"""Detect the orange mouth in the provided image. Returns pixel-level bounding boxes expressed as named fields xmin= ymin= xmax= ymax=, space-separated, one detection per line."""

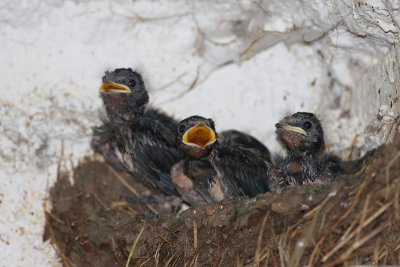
xmin=182 ymin=125 xmax=216 ymax=149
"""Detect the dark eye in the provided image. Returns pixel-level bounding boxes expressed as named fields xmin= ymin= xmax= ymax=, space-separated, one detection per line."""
xmin=303 ymin=121 xmax=312 ymax=129
xmin=178 ymin=125 xmax=186 ymax=134
xmin=128 ymin=79 xmax=136 ymax=87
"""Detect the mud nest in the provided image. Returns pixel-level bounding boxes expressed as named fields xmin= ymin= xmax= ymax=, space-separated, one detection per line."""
xmin=44 ymin=134 xmax=400 ymax=266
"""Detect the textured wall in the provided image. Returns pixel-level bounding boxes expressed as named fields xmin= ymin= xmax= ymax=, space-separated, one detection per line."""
xmin=0 ymin=0 xmax=399 ymax=265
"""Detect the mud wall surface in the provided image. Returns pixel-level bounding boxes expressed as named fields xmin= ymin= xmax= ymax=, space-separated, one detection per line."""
xmin=0 ymin=0 xmax=399 ymax=266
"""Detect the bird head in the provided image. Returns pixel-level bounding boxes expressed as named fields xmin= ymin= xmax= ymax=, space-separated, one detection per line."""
xmin=99 ymin=68 xmax=149 ymax=119
xmin=177 ymin=116 xmax=218 ymax=159
xmin=275 ymin=112 xmax=324 ymax=154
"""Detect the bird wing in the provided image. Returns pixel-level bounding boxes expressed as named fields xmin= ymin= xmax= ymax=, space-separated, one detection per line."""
xmin=91 ymin=115 xmax=181 ymax=195
xmin=92 ymin=112 xmax=181 ymax=196
xmin=91 ymin=117 xmax=130 ymax=172
xmin=187 ymin=159 xmax=217 ymax=203
xmin=210 ymin=144 xmax=270 ymax=198
xmin=319 ymin=152 xmax=347 ymax=182
xmin=220 ymin=130 xmax=271 ymax=162
xmin=123 ymin=128 xmax=181 ymax=196
xmin=171 ymin=159 xmax=217 ymax=205
xmin=341 ymin=149 xmax=375 ymax=174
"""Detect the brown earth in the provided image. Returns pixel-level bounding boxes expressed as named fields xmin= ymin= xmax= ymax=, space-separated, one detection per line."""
xmin=44 ymin=135 xmax=400 ymax=266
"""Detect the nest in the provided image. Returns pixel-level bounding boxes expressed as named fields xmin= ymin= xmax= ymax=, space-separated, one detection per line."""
xmin=44 ymin=134 xmax=400 ymax=266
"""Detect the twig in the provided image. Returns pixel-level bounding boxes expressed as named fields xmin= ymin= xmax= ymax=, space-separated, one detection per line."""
xmin=154 ymin=240 xmax=162 ymax=266
xmin=278 ymin=236 xmax=288 ymax=267
xmin=45 ymin=211 xmax=65 ymax=225
xmin=289 ymin=198 xmax=327 ymax=267
xmin=373 ymin=238 xmax=381 ymax=265
xmin=106 ymin=165 xmax=140 ymax=196
xmin=106 ymin=165 xmax=158 ymax=215
xmin=126 ymin=224 xmax=146 ymax=267
xmin=254 ymin=212 xmax=270 ymax=267
xmin=184 ymin=252 xmax=199 ymax=267
xmin=382 ymin=115 xmax=400 ymax=144
xmin=356 ymin=193 xmax=371 ymax=242
xmin=322 ymin=201 xmax=392 ymax=262
xmin=46 ymin=213 xmax=76 ymax=267
xmin=91 ymin=191 xmax=110 ymax=210
xmin=172 ymin=253 xmax=182 ymax=267
xmin=307 ymin=235 xmax=326 ymax=267
xmin=193 ymin=253 xmax=200 ymax=267
xmin=163 ymin=253 xmax=176 ymax=267
xmin=193 ymin=221 xmax=198 ymax=251
xmin=217 ymin=249 xmax=227 ymax=267
xmin=139 ymin=258 xmax=151 ymax=267
xmin=360 ymin=201 xmax=392 ymax=229
xmin=344 ymin=134 xmax=359 ymax=160
xmin=327 ymin=224 xmax=388 ymax=267
xmin=330 ymin=181 xmax=366 ymax=230
xmin=395 ymin=179 xmax=400 ymax=220
xmin=339 ymin=210 xmax=363 ymax=245
xmin=385 ymin=151 xmax=400 ymax=199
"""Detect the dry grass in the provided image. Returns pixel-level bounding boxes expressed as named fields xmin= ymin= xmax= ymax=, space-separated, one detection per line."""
xmin=45 ymin=135 xmax=400 ymax=266
xmin=271 ymin=148 xmax=400 ymax=266
xmin=125 ymin=224 xmax=146 ymax=267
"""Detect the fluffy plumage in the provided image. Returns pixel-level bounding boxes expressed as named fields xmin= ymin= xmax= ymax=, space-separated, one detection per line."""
xmin=219 ymin=130 xmax=271 ymax=163
xmin=171 ymin=116 xmax=272 ymax=206
xmin=92 ymin=68 xmax=271 ymax=200
xmin=91 ymin=68 xmax=182 ymax=196
xmin=274 ymin=112 xmax=346 ymax=185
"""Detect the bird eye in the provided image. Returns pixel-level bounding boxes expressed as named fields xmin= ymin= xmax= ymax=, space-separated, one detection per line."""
xmin=303 ymin=121 xmax=312 ymax=129
xmin=178 ymin=125 xmax=186 ymax=134
xmin=128 ymin=79 xmax=136 ymax=87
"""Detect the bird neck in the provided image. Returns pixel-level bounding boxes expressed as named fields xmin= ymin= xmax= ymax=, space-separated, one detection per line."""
xmin=288 ymin=149 xmax=315 ymax=158
xmin=102 ymin=94 xmax=146 ymax=121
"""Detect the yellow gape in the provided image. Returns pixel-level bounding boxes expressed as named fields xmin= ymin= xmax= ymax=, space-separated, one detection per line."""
xmin=99 ymin=82 xmax=132 ymax=93
xmin=182 ymin=125 xmax=216 ymax=149
xmin=281 ymin=124 xmax=307 ymax=136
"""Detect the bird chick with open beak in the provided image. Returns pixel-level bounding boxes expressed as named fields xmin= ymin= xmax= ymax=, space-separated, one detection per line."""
xmin=91 ymin=68 xmax=182 ymax=197
xmin=171 ymin=116 xmax=272 ymax=206
xmin=274 ymin=112 xmax=346 ymax=185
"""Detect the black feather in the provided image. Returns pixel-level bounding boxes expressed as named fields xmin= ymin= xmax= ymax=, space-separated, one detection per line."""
xmin=210 ymin=144 xmax=271 ymax=198
xmin=91 ymin=68 xmax=182 ymax=196
xmin=274 ymin=112 xmax=346 ymax=186
xmin=219 ymin=130 xmax=271 ymax=162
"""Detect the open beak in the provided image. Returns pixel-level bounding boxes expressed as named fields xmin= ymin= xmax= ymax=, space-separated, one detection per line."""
xmin=182 ymin=125 xmax=216 ymax=149
xmin=275 ymin=123 xmax=307 ymax=136
xmin=99 ymin=82 xmax=132 ymax=93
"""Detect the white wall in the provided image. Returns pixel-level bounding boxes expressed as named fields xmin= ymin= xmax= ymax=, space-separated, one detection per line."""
xmin=0 ymin=1 xmax=399 ymax=265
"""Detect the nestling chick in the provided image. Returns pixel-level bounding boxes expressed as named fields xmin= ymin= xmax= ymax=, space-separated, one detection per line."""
xmin=171 ymin=116 xmax=272 ymax=206
xmin=274 ymin=112 xmax=346 ymax=185
xmin=91 ymin=68 xmax=182 ymax=196
xmin=92 ymin=68 xmax=271 ymax=201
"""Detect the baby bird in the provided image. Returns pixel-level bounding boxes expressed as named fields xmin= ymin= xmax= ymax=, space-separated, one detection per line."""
xmin=171 ymin=116 xmax=272 ymax=206
xmin=92 ymin=68 xmax=271 ymax=199
xmin=274 ymin=112 xmax=346 ymax=185
xmin=91 ymin=68 xmax=181 ymax=196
